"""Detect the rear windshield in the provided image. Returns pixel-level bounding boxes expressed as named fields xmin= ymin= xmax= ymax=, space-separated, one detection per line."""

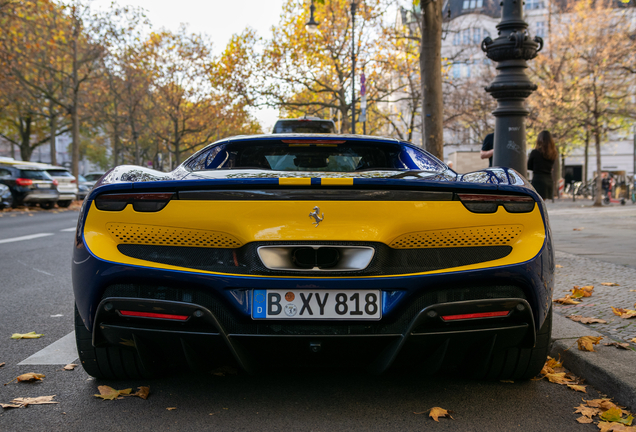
xmin=20 ymin=170 xmax=53 ymax=180
xmin=47 ymin=169 xmax=73 ymax=177
xmin=187 ymin=140 xmax=444 ymax=172
xmin=84 ymin=173 xmax=103 ymax=181
xmin=273 ymin=120 xmax=335 ymax=134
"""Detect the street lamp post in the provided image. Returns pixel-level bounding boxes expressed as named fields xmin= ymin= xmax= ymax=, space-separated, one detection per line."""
xmin=305 ymin=0 xmax=357 ymax=135
xmin=481 ymin=0 xmax=543 ymax=177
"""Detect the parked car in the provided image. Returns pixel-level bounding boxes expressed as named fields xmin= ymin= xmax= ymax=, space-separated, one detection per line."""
xmin=77 ymin=175 xmax=90 ymax=200
xmin=0 ymin=163 xmax=59 ymax=209
xmin=73 ymin=134 xmax=553 ymax=380
xmin=42 ymin=166 xmax=78 ymax=207
xmin=82 ymin=172 xmax=106 ymax=187
xmin=272 ymin=117 xmax=336 ymax=134
xmin=0 ymin=183 xmax=13 ymax=210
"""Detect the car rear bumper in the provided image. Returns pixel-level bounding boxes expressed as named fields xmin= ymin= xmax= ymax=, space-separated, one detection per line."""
xmin=23 ymin=191 xmax=59 ymax=202
xmin=57 ymin=193 xmax=77 ymax=201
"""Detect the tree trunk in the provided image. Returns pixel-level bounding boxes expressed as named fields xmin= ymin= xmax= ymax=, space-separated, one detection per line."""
xmin=593 ymin=130 xmax=603 ymax=207
xmin=19 ymin=115 xmax=33 ymax=161
xmin=70 ymin=14 xmax=80 ymax=179
xmin=174 ymin=119 xmax=181 ymax=165
xmin=49 ymin=100 xmax=57 ymax=166
xmin=112 ymin=122 xmax=120 ymax=166
xmin=420 ymin=0 xmax=444 ymax=157
xmin=583 ymin=129 xmax=589 ymax=186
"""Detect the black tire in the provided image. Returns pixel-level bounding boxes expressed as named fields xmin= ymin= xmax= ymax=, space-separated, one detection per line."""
xmin=480 ymin=306 xmax=553 ymax=381
xmin=74 ymin=304 xmax=150 ymax=380
xmin=39 ymin=202 xmax=55 ymax=210
xmin=57 ymin=200 xmax=72 ymax=208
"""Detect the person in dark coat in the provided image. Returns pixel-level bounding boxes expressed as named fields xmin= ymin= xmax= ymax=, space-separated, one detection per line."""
xmin=527 ymin=130 xmax=558 ymax=200
xmin=480 ymin=133 xmax=494 ymax=167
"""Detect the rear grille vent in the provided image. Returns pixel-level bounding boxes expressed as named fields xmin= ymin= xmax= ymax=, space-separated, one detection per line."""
xmin=117 ymin=242 xmax=512 ymax=276
xmin=390 ymin=225 xmax=522 ymax=249
xmin=107 ymin=223 xmax=242 ymax=248
xmin=101 ymin=284 xmax=527 ymax=336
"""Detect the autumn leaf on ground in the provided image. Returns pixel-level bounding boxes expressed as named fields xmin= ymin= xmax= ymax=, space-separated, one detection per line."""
xmin=631 ymin=338 xmax=636 ymax=344
xmin=94 ymin=386 xmax=132 ymax=400
xmin=428 ymin=407 xmax=454 ymax=422
xmin=600 ymin=407 xmax=633 ymax=425
xmin=576 ymin=416 xmax=594 ymax=423
xmin=629 ymin=290 xmax=636 ymax=293
xmin=0 ymin=362 xmax=4 ymax=368
xmin=11 ymin=332 xmax=43 ymax=340
xmin=17 ymin=373 xmax=45 ymax=383
xmin=568 ymin=315 xmax=607 ymax=324
xmin=556 ymin=264 xmax=563 ymax=268
xmin=553 ymin=295 xmax=581 ymax=305
xmin=575 ymin=404 xmax=602 ymax=418
xmin=63 ymin=364 xmax=77 ymax=371
xmin=586 ymin=399 xmax=618 ymax=411
xmin=605 ymin=342 xmax=631 ymax=350
xmin=10 ymin=396 xmax=58 ymax=407
xmin=541 ymin=356 xmax=563 ymax=375
xmin=130 ymin=386 xmax=149 ymax=400
xmin=545 ymin=372 xmax=576 ymax=385
xmin=578 ymin=336 xmax=603 ymax=351
xmin=568 ymin=384 xmax=587 ymax=393
xmin=597 ymin=422 xmax=636 ymax=432
xmin=573 ymin=227 xmax=584 ymax=231
xmin=571 ymin=286 xmax=594 ymax=298
xmin=1 ymin=402 xmax=22 ymax=409
xmin=167 ymin=407 xmax=177 ymax=411
xmin=601 ymin=283 xmax=620 ymax=287
xmin=611 ymin=307 xmax=636 ymax=319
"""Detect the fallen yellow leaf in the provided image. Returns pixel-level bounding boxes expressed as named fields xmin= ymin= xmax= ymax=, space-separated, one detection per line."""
xmin=576 ymin=416 xmax=594 ymax=424
xmin=611 ymin=307 xmax=636 ymax=319
xmin=571 ymin=286 xmax=594 ymax=298
xmin=63 ymin=364 xmax=77 ymax=371
xmin=568 ymin=315 xmax=607 ymax=324
xmin=601 ymin=283 xmax=620 ymax=287
xmin=553 ymin=295 xmax=581 ymax=305
xmin=605 ymin=342 xmax=631 ymax=350
xmin=568 ymin=384 xmax=587 ymax=393
xmin=131 ymin=386 xmax=150 ymax=400
xmin=0 ymin=362 xmax=4 ymax=368
xmin=586 ymin=399 xmax=618 ymax=411
xmin=428 ymin=407 xmax=453 ymax=422
xmin=556 ymin=264 xmax=563 ymax=268
xmin=11 ymin=332 xmax=43 ymax=340
xmin=94 ymin=386 xmax=132 ymax=400
xmin=578 ymin=336 xmax=603 ymax=352
xmin=629 ymin=290 xmax=636 ymax=293
xmin=167 ymin=407 xmax=177 ymax=411
xmin=1 ymin=402 xmax=22 ymax=409
xmin=545 ymin=372 xmax=576 ymax=385
xmin=598 ymin=422 xmax=636 ymax=432
xmin=575 ymin=404 xmax=601 ymax=417
xmin=17 ymin=373 xmax=45 ymax=383
xmin=573 ymin=227 xmax=584 ymax=231
xmin=631 ymin=338 xmax=636 ymax=344
xmin=600 ymin=407 xmax=633 ymax=425
xmin=10 ymin=395 xmax=58 ymax=407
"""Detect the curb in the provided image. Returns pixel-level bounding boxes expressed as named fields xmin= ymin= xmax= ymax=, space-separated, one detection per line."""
xmin=550 ymin=313 xmax=636 ymax=412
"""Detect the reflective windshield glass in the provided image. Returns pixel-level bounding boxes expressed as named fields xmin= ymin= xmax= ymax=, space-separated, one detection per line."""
xmin=187 ymin=140 xmax=444 ymax=172
xmin=20 ymin=169 xmax=53 ymax=180
xmin=47 ymin=169 xmax=73 ymax=177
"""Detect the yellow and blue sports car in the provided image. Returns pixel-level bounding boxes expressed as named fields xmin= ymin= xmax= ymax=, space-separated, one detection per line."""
xmin=73 ymin=134 xmax=554 ymax=380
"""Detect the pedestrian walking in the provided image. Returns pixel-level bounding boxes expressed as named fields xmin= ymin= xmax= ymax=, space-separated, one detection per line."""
xmin=527 ymin=130 xmax=558 ymax=200
xmin=480 ymin=133 xmax=494 ymax=167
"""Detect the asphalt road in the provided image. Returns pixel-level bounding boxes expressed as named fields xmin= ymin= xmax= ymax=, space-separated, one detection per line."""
xmin=0 ymin=207 xmax=617 ymax=431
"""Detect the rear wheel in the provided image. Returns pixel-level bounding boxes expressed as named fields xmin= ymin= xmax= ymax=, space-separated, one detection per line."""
xmin=57 ymin=200 xmax=72 ymax=208
xmin=74 ymin=304 xmax=150 ymax=380
xmin=479 ymin=307 xmax=552 ymax=381
xmin=39 ymin=202 xmax=55 ymax=210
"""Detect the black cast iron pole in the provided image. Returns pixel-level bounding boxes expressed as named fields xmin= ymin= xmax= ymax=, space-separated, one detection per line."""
xmin=481 ymin=0 xmax=543 ymax=177
xmin=351 ymin=1 xmax=356 ymax=134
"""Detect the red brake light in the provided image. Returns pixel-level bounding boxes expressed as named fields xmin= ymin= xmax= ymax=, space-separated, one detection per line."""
xmin=71 ymin=179 xmax=77 ymax=183
xmin=15 ymin=178 xmax=33 ymax=186
xmin=52 ymin=179 xmax=59 ymax=186
xmin=119 ymin=310 xmax=189 ymax=321
xmin=281 ymin=140 xmax=346 ymax=144
xmin=441 ymin=311 xmax=510 ymax=321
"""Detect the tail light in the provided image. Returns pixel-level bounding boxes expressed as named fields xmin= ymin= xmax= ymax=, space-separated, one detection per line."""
xmin=119 ymin=310 xmax=189 ymax=321
xmin=71 ymin=179 xmax=77 ymax=183
xmin=458 ymin=194 xmax=535 ymax=213
xmin=15 ymin=178 xmax=33 ymax=186
xmin=441 ymin=311 xmax=510 ymax=321
xmin=52 ymin=179 xmax=59 ymax=186
xmin=95 ymin=192 xmax=174 ymax=212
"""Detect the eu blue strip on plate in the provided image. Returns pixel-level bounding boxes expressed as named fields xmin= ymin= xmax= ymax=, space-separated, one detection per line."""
xmin=253 ymin=290 xmax=267 ymax=318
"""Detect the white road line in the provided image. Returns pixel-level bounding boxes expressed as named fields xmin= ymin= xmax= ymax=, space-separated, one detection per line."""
xmin=60 ymin=227 xmax=76 ymax=232
xmin=0 ymin=233 xmax=54 ymax=244
xmin=18 ymin=332 xmax=78 ymax=365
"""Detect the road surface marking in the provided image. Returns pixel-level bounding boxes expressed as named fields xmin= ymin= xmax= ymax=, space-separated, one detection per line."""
xmin=18 ymin=332 xmax=78 ymax=365
xmin=33 ymin=268 xmax=54 ymax=276
xmin=60 ymin=227 xmax=76 ymax=232
xmin=0 ymin=233 xmax=54 ymax=244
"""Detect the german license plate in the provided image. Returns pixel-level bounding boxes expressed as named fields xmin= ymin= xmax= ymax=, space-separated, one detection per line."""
xmin=252 ymin=289 xmax=381 ymax=320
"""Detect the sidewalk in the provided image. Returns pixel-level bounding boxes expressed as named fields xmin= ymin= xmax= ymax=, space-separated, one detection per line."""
xmin=546 ymin=200 xmax=636 ymax=411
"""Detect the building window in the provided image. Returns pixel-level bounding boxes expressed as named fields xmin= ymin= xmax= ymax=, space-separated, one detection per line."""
xmin=525 ymin=0 xmax=545 ymax=10
xmin=473 ymin=28 xmax=481 ymax=44
xmin=452 ymin=63 xmax=460 ymax=79
xmin=463 ymin=0 xmax=483 ymax=9
xmin=463 ymin=62 xmax=471 ymax=78
xmin=536 ymin=21 xmax=545 ymax=37
xmin=453 ymin=31 xmax=461 ymax=46
xmin=462 ymin=29 xmax=470 ymax=44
